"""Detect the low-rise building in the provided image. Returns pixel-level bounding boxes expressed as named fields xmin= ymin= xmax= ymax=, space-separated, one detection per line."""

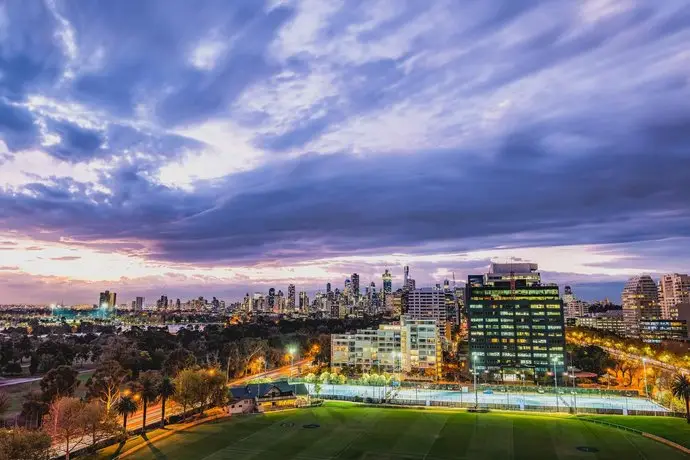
xmin=331 ymin=316 xmax=441 ymax=378
xmin=228 ymin=381 xmax=308 ymax=414
xmin=574 ymin=310 xmax=627 ymax=336
xmin=639 ymin=319 xmax=688 ymax=344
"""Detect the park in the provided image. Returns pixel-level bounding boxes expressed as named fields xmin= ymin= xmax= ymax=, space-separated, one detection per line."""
xmin=98 ymin=401 xmax=690 ymax=459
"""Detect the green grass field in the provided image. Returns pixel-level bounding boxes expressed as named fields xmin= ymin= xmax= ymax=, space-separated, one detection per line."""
xmin=586 ymin=415 xmax=690 ymax=449
xmin=103 ymin=402 xmax=688 ymax=460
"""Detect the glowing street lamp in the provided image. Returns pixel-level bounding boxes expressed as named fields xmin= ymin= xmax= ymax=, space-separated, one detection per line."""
xmin=552 ymin=356 xmax=559 ymax=412
xmin=287 ymin=346 xmax=296 ymax=395
xmin=642 ymin=358 xmax=649 ymax=399
xmin=472 ymin=353 xmax=479 ymax=409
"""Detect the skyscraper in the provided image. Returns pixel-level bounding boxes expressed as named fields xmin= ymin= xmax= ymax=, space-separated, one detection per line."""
xmin=288 ymin=284 xmax=296 ymax=311
xmin=268 ymin=288 xmax=276 ymax=310
xmin=403 ymin=266 xmax=409 ymax=289
xmin=326 ymin=282 xmax=332 ymax=293
xmin=408 ymin=287 xmax=446 ymax=338
xmin=135 ymin=296 xmax=144 ymax=311
xmin=622 ymin=275 xmax=660 ymax=336
xmin=659 ymin=274 xmax=690 ymax=320
xmin=98 ymin=290 xmax=116 ymax=308
xmin=467 ymin=263 xmax=565 ymax=378
xmin=299 ymin=291 xmax=309 ymax=312
xmin=351 ymin=273 xmax=360 ymax=298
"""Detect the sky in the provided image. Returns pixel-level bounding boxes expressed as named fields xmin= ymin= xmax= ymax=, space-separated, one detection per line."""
xmin=1 ymin=0 xmax=690 ymax=305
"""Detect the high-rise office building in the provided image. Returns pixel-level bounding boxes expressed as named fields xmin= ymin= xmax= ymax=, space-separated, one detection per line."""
xmin=98 ymin=290 xmax=117 ymax=308
xmin=288 ymin=284 xmax=296 ymax=311
xmin=134 ymin=296 xmax=144 ymax=311
xmin=268 ymin=288 xmax=276 ymax=310
xmin=326 ymin=283 xmax=331 ymax=293
xmin=351 ymin=273 xmax=360 ymax=298
xmin=382 ymin=269 xmax=392 ymax=294
xmin=622 ymin=275 xmax=660 ymax=336
xmin=467 ymin=263 xmax=565 ymax=378
xmin=659 ymin=273 xmax=690 ymax=320
xmin=299 ymin=291 xmax=309 ymax=312
xmin=403 ymin=266 xmax=409 ymax=289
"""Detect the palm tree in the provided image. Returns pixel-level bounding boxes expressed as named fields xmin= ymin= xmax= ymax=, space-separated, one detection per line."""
xmin=115 ymin=396 xmax=138 ymax=433
xmin=159 ymin=376 xmax=176 ymax=428
xmin=138 ymin=371 xmax=162 ymax=432
xmin=671 ymin=373 xmax=690 ymax=424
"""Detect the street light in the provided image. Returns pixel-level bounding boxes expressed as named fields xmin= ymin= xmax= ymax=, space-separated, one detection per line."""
xmin=642 ymin=358 xmax=649 ymax=399
xmin=472 ymin=353 xmax=478 ymax=409
xmin=552 ymin=357 xmax=559 ymax=412
xmin=288 ymin=346 xmax=297 ymax=395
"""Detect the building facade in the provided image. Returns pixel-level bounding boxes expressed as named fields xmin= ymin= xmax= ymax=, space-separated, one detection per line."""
xmin=574 ymin=311 xmax=627 ymax=336
xmin=622 ymin=275 xmax=660 ymax=336
xmin=330 ymin=316 xmax=441 ymax=377
xmin=467 ymin=263 xmax=566 ymax=378
xmin=659 ymin=273 xmax=690 ymax=320
xmin=407 ymin=288 xmax=446 ymax=340
xmin=639 ymin=319 xmax=688 ymax=343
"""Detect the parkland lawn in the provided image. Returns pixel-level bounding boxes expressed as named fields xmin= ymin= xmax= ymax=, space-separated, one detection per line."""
xmin=101 ymin=402 xmax=688 ymax=460
xmin=586 ymin=415 xmax=690 ymax=450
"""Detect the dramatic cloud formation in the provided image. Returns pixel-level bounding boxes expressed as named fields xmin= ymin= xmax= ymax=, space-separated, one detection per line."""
xmin=1 ymin=0 xmax=689 ymax=303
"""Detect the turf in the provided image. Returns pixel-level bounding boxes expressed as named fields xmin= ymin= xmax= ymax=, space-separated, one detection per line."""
xmin=586 ymin=415 xmax=690 ymax=449
xmin=106 ymin=402 xmax=688 ymax=460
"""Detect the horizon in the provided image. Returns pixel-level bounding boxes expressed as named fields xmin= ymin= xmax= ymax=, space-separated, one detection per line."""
xmin=2 ymin=1 xmax=690 ymax=305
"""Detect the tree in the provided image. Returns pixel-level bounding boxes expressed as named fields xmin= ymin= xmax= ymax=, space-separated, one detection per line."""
xmin=0 ymin=428 xmax=52 ymax=460
xmin=138 ymin=370 xmax=162 ymax=431
xmin=0 ymin=391 xmax=9 ymax=418
xmin=163 ymin=348 xmax=196 ymax=377
xmin=44 ymin=397 xmax=87 ymax=460
xmin=40 ymin=365 xmax=79 ymax=402
xmin=313 ymin=381 xmax=322 ymax=399
xmin=85 ymin=360 xmax=129 ymax=413
xmin=20 ymin=391 xmax=49 ymax=429
xmin=201 ymin=368 xmax=227 ymax=411
xmin=79 ymin=400 xmax=119 ymax=449
xmin=671 ymin=373 xmax=690 ymax=424
xmin=159 ymin=376 xmax=176 ymax=428
xmin=114 ymin=396 xmax=138 ymax=433
xmin=173 ymin=368 xmax=201 ymax=420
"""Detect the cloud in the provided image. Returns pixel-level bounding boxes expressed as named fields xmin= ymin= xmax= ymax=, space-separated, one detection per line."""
xmin=1 ymin=0 xmax=690 ymax=303
xmin=49 ymin=256 xmax=82 ymax=261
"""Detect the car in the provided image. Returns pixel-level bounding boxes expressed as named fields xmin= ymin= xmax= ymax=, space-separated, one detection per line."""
xmin=483 ymin=389 xmax=493 ymax=395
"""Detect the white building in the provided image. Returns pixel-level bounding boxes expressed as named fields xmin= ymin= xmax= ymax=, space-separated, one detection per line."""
xmin=575 ymin=311 xmax=626 ymax=336
xmin=622 ymin=275 xmax=660 ymax=336
xmin=330 ymin=316 xmax=441 ymax=377
xmin=659 ymin=273 xmax=690 ymax=320
xmin=407 ymin=288 xmax=446 ymax=339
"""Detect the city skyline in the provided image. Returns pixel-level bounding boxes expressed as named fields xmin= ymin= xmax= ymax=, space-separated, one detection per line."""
xmin=2 ymin=1 xmax=690 ymax=304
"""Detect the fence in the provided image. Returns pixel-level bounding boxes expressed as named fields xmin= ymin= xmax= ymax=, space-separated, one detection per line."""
xmin=318 ymin=393 xmax=684 ymax=417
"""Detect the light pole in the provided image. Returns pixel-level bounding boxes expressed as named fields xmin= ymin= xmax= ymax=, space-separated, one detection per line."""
xmin=473 ymin=353 xmax=478 ymax=409
xmin=642 ymin=358 xmax=649 ymax=399
xmin=288 ymin=346 xmax=296 ymax=395
xmin=552 ymin=357 xmax=559 ymax=412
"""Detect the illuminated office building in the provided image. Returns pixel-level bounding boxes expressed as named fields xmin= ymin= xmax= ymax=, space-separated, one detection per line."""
xmin=467 ymin=263 xmax=565 ymax=378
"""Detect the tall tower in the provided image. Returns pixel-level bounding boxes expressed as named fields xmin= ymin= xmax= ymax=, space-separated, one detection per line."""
xmin=622 ymin=275 xmax=660 ymax=336
xmin=351 ymin=273 xmax=360 ymax=298
xmin=268 ymin=288 xmax=275 ymax=310
xmin=659 ymin=274 xmax=690 ymax=319
xmin=288 ymin=284 xmax=296 ymax=311
xmin=403 ymin=266 xmax=409 ymax=288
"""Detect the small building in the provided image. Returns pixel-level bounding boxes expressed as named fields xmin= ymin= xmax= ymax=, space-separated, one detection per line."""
xmin=227 ymin=381 xmax=308 ymax=414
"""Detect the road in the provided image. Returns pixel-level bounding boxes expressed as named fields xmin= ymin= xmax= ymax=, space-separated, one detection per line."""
xmin=0 ymin=369 xmax=93 ymax=388
xmin=120 ymin=358 xmax=309 ymax=432
xmin=602 ymin=346 xmax=688 ymax=374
